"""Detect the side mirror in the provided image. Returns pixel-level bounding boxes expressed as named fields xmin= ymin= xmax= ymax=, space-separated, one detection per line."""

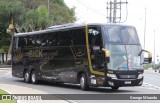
xmin=144 ymin=52 xmax=152 ymax=63
xmin=102 ymin=48 xmax=110 ymax=63
xmin=139 ymin=49 xmax=152 ymax=64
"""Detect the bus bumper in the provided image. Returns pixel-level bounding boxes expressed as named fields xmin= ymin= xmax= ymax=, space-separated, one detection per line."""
xmin=105 ymin=78 xmax=143 ymax=87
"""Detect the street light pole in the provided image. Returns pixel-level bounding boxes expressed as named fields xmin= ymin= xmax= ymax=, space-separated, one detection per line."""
xmin=113 ymin=0 xmax=117 ymax=23
xmin=154 ymin=30 xmax=156 ymax=72
xmin=144 ymin=8 xmax=146 ymax=49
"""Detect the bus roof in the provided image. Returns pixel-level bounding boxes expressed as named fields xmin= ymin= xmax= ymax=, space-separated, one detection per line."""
xmin=14 ymin=23 xmax=134 ymax=37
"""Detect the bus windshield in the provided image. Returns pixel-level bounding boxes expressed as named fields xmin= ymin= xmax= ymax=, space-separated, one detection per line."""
xmin=106 ymin=45 xmax=143 ymax=70
xmin=103 ymin=25 xmax=143 ymax=70
xmin=105 ymin=25 xmax=140 ymax=44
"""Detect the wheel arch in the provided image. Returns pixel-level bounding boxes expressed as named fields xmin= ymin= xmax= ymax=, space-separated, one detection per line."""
xmin=77 ymin=71 xmax=84 ymax=84
xmin=23 ymin=68 xmax=28 ymax=77
xmin=77 ymin=68 xmax=89 ymax=84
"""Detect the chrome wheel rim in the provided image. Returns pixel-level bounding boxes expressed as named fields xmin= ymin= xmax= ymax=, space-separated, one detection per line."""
xmin=25 ymin=72 xmax=29 ymax=82
xmin=80 ymin=76 xmax=85 ymax=88
xmin=31 ymin=73 xmax=36 ymax=83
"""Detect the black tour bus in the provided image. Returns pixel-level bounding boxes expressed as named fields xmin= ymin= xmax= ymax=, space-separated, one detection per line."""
xmin=12 ymin=23 xmax=152 ymax=90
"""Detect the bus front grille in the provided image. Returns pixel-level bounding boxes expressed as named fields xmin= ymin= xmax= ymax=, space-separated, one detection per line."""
xmin=119 ymin=75 xmax=136 ymax=79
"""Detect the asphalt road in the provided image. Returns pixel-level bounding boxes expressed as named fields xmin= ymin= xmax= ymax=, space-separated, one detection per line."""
xmin=0 ymin=68 xmax=160 ymax=103
xmin=144 ymin=70 xmax=160 ymax=88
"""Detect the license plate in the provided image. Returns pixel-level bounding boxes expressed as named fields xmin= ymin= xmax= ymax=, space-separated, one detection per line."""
xmin=125 ymin=81 xmax=131 ymax=84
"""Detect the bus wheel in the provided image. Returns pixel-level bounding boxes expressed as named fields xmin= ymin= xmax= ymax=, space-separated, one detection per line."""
xmin=31 ymin=71 xmax=37 ymax=84
xmin=24 ymin=70 xmax=30 ymax=83
xmin=111 ymin=86 xmax=119 ymax=90
xmin=80 ymin=73 xmax=89 ymax=90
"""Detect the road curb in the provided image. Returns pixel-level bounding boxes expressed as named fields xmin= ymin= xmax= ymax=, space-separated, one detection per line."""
xmin=0 ymin=65 xmax=11 ymax=68
xmin=0 ymin=68 xmax=11 ymax=70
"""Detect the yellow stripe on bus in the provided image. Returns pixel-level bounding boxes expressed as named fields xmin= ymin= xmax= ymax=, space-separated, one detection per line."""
xmin=85 ymin=24 xmax=104 ymax=76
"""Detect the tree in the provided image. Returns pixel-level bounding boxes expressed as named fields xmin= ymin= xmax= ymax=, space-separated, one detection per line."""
xmin=22 ymin=0 xmax=76 ymax=31
xmin=50 ymin=3 xmax=76 ymax=25
xmin=0 ymin=0 xmax=76 ymax=32
xmin=0 ymin=0 xmax=76 ymax=63
xmin=0 ymin=1 xmax=24 ymax=63
xmin=22 ymin=5 xmax=49 ymax=31
xmin=0 ymin=1 xmax=25 ymax=27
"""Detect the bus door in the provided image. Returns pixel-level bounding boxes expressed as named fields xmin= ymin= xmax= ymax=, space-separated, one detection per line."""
xmin=88 ymin=27 xmax=105 ymax=72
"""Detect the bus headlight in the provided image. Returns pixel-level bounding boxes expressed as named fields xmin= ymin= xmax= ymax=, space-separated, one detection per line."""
xmin=107 ymin=74 xmax=117 ymax=79
xmin=138 ymin=73 xmax=143 ymax=79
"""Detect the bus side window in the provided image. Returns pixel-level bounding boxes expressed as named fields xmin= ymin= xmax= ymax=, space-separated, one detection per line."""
xmin=88 ymin=27 xmax=102 ymax=51
xmin=88 ymin=27 xmax=104 ymax=70
xmin=48 ymin=32 xmax=58 ymax=47
xmin=35 ymin=35 xmax=41 ymax=47
xmin=40 ymin=34 xmax=48 ymax=47
xmin=73 ymin=29 xmax=86 ymax=45
xmin=13 ymin=37 xmax=18 ymax=49
xmin=70 ymin=28 xmax=87 ymax=65
xmin=28 ymin=35 xmax=34 ymax=48
xmin=18 ymin=36 xmax=28 ymax=49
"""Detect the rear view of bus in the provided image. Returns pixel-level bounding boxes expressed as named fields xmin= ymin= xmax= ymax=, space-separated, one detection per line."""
xmin=88 ymin=24 xmax=152 ymax=90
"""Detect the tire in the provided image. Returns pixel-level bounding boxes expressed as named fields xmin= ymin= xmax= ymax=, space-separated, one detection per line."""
xmin=31 ymin=71 xmax=38 ymax=84
xmin=111 ymin=86 xmax=119 ymax=90
xmin=80 ymin=73 xmax=89 ymax=90
xmin=24 ymin=70 xmax=30 ymax=83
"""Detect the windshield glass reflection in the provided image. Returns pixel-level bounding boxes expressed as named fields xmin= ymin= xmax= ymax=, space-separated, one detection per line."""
xmin=105 ymin=25 xmax=140 ymax=44
xmin=106 ymin=45 xmax=143 ymax=70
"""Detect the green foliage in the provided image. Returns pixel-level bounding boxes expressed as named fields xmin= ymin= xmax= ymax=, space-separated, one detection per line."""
xmin=16 ymin=0 xmax=76 ymax=31
xmin=0 ymin=1 xmax=24 ymax=26
xmin=0 ymin=89 xmax=8 ymax=94
xmin=0 ymin=1 xmax=23 ymax=55
xmin=51 ymin=0 xmax=65 ymax=6
xmin=0 ymin=48 xmax=5 ymax=54
xmin=0 ymin=89 xmax=17 ymax=103
xmin=0 ymin=0 xmax=76 ymax=31
xmin=143 ymin=64 xmax=153 ymax=69
xmin=23 ymin=9 xmax=39 ymax=31
xmin=155 ymin=64 xmax=160 ymax=69
xmin=22 ymin=5 xmax=49 ymax=31
xmin=144 ymin=63 xmax=160 ymax=70
xmin=0 ymin=0 xmax=76 ymax=54
xmin=49 ymin=3 xmax=76 ymax=25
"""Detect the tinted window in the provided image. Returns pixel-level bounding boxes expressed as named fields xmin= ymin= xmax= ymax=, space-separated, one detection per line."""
xmin=42 ymin=28 xmax=87 ymax=70
xmin=71 ymin=28 xmax=86 ymax=46
xmin=105 ymin=26 xmax=139 ymax=44
xmin=28 ymin=34 xmax=49 ymax=48
xmin=18 ymin=36 xmax=28 ymax=48
xmin=13 ymin=37 xmax=18 ymax=49
xmin=47 ymin=32 xmax=59 ymax=47
xmin=39 ymin=34 xmax=48 ymax=47
xmin=88 ymin=26 xmax=102 ymax=46
xmin=28 ymin=35 xmax=34 ymax=47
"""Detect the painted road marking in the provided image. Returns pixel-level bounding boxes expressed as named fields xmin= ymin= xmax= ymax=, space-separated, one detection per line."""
xmin=141 ymin=82 xmax=160 ymax=91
